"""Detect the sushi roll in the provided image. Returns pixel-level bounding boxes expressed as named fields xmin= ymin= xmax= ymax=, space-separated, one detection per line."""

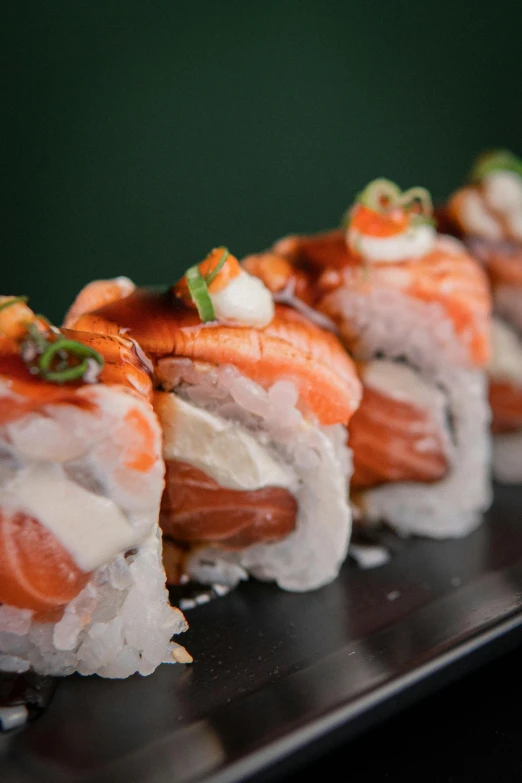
xmin=0 ymin=297 xmax=190 ymax=678
xmin=444 ymin=150 xmax=522 ymax=483
xmin=65 ymin=248 xmax=362 ymax=592
xmin=243 ymin=179 xmax=493 ymax=538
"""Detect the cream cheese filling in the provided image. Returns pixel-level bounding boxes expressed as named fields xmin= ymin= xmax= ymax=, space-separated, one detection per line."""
xmin=155 ymin=392 xmax=296 ymax=492
xmin=2 ymin=463 xmax=139 ymax=572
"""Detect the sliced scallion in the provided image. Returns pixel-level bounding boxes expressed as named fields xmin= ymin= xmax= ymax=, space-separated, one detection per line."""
xmin=357 ymin=178 xmax=402 ymax=210
xmin=37 ymin=337 xmax=104 ymax=383
xmin=352 ymin=179 xmax=434 ymax=225
xmin=20 ymin=327 xmax=104 ymax=384
xmin=399 ymin=186 xmax=433 ymax=218
xmin=40 ymin=361 xmax=99 ymax=383
xmin=186 ymin=266 xmax=216 ymax=322
xmin=0 ymin=295 xmax=28 ymax=312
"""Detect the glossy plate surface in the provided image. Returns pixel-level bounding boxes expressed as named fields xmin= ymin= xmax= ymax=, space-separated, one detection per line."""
xmin=2 ymin=485 xmax=522 ymax=783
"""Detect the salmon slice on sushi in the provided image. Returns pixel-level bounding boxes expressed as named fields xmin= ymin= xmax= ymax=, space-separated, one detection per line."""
xmin=0 ymin=297 xmax=190 ymax=678
xmin=66 ymin=248 xmax=362 ymax=592
xmin=243 ymin=179 xmax=493 ymax=538
xmin=444 ymin=150 xmax=522 ymax=483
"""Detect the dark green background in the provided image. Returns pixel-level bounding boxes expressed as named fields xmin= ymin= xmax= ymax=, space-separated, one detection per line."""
xmin=3 ymin=1 xmax=522 ymax=322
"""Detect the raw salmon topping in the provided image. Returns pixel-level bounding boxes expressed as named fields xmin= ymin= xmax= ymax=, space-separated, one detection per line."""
xmin=0 ymin=296 xmax=36 ymax=341
xmin=64 ymin=277 xmax=136 ymax=328
xmin=349 ymin=373 xmax=449 ymax=489
xmin=253 ymin=220 xmax=491 ymax=368
xmin=67 ymin=290 xmax=362 ymax=426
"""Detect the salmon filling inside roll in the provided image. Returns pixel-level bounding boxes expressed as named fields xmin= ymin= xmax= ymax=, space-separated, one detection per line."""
xmin=160 ymin=460 xmax=298 ymax=584
xmin=161 ymin=460 xmax=297 ymax=549
xmin=0 ymin=509 xmax=91 ymax=620
xmin=488 ymin=317 xmax=522 ymax=434
xmin=349 ymin=362 xmax=450 ymax=490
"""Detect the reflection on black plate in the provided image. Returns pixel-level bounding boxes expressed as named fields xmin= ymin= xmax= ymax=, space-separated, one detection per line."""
xmin=0 ymin=672 xmax=56 ymax=733
xmin=2 ymin=485 xmax=522 ymax=783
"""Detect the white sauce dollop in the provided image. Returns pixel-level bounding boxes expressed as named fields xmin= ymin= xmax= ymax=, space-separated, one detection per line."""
xmin=347 ymin=223 xmax=436 ymax=263
xmin=488 ymin=317 xmax=522 ymax=385
xmin=2 ymin=464 xmax=139 ymax=572
xmin=157 ymin=393 xmax=296 ymax=492
xmin=210 ymin=270 xmax=274 ymax=328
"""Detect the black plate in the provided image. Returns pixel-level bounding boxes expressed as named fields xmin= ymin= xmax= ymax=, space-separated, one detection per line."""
xmin=2 ymin=485 xmax=522 ymax=783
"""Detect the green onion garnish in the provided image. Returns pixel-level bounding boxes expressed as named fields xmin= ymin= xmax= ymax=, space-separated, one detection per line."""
xmin=350 ymin=179 xmax=434 ymax=226
xmin=186 ymin=266 xmax=216 ymax=322
xmin=22 ymin=327 xmax=104 ymax=384
xmin=0 ymin=295 xmax=28 ymax=312
xmin=357 ymin=179 xmax=402 ymax=211
xmin=38 ymin=338 xmax=104 ymax=383
xmin=184 ymin=247 xmax=231 ymax=323
xmin=470 ymin=149 xmax=522 ymax=182
xmin=398 ymin=186 xmax=433 ymax=219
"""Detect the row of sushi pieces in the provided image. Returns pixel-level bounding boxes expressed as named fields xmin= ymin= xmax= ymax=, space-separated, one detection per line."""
xmin=1 ymin=148 xmax=522 ymax=685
